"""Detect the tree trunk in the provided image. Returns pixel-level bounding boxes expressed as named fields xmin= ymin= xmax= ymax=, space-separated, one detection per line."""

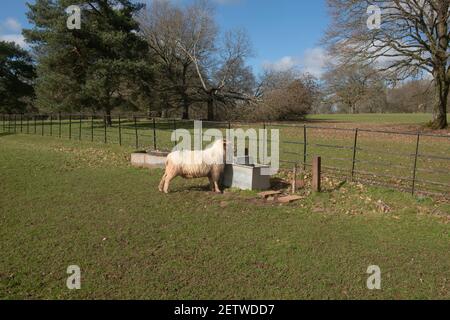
xmin=182 ymin=96 xmax=189 ymax=120
xmin=105 ymin=108 xmax=112 ymax=127
xmin=431 ymin=75 xmax=449 ymax=129
xmin=431 ymin=2 xmax=449 ymax=129
xmin=207 ymin=98 xmax=215 ymax=121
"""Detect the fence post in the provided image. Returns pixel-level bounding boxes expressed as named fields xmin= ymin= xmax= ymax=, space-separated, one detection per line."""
xmin=262 ymin=122 xmax=266 ymax=164
xmin=26 ymin=115 xmax=29 ymax=134
xmin=134 ymin=116 xmax=139 ymax=149
xmin=351 ymin=128 xmax=359 ymax=180
xmin=69 ymin=114 xmax=72 ymax=139
xmin=173 ymin=119 xmax=177 ymax=148
xmin=20 ymin=114 xmax=23 ymax=133
xmin=411 ymin=132 xmax=421 ymax=196
xmin=79 ymin=114 xmax=82 ymax=140
xmin=118 ymin=114 xmax=122 ymax=146
xmin=312 ymin=156 xmax=321 ymax=192
xmin=104 ymin=115 xmax=107 ymax=144
xmin=58 ymin=112 xmax=62 ymax=138
xmin=153 ymin=118 xmax=157 ymax=151
xmin=34 ymin=115 xmax=37 ymax=134
xmin=41 ymin=115 xmax=44 ymax=136
xmin=14 ymin=114 xmax=17 ymax=133
xmin=292 ymin=164 xmax=298 ymax=194
xmin=50 ymin=114 xmax=53 ymax=136
xmin=91 ymin=115 xmax=94 ymax=142
xmin=303 ymin=125 xmax=307 ymax=171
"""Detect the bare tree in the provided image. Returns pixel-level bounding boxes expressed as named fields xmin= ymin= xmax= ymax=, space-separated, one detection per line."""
xmin=253 ymin=69 xmax=319 ymax=120
xmin=139 ymin=0 xmax=216 ymax=119
xmin=324 ymin=0 xmax=449 ymax=128
xmin=177 ymin=25 xmax=256 ymax=121
xmin=323 ymin=63 xmax=385 ymax=113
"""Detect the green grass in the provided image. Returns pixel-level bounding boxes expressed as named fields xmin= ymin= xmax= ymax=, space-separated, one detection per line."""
xmin=0 ymin=134 xmax=449 ymax=299
xmin=2 ymin=114 xmax=449 ymax=195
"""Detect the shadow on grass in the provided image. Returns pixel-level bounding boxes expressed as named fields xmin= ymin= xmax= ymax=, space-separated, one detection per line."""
xmin=0 ymin=132 xmax=15 ymax=138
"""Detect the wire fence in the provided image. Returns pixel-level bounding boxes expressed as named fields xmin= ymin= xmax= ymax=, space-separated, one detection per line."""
xmin=1 ymin=113 xmax=449 ymax=198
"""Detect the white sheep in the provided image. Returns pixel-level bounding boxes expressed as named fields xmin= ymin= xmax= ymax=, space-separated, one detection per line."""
xmin=159 ymin=139 xmax=228 ymax=194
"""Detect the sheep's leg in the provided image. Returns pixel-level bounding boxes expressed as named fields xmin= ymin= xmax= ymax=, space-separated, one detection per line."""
xmin=213 ymin=181 xmax=221 ymax=193
xmin=163 ymin=171 xmax=177 ymax=194
xmin=208 ymin=176 xmax=215 ymax=192
xmin=159 ymin=173 xmax=167 ymax=192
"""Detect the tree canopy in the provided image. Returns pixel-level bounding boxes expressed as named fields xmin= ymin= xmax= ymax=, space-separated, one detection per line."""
xmin=0 ymin=41 xmax=36 ymax=113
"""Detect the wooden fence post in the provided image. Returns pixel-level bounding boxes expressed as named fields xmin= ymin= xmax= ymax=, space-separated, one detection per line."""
xmin=292 ymin=164 xmax=298 ymax=194
xmin=312 ymin=156 xmax=321 ymax=192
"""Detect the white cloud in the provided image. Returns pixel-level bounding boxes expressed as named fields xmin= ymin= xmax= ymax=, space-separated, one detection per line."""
xmin=0 ymin=18 xmax=26 ymax=48
xmin=262 ymin=47 xmax=329 ymax=77
xmin=3 ymin=18 xmax=22 ymax=32
xmin=0 ymin=34 xmax=27 ymax=48
xmin=299 ymin=47 xmax=328 ymax=78
xmin=262 ymin=56 xmax=298 ymax=72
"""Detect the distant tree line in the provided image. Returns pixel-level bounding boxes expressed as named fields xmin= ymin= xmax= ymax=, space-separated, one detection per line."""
xmin=0 ymin=0 xmax=448 ymax=129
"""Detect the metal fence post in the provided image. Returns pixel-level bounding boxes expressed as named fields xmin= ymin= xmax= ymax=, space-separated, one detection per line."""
xmin=20 ymin=114 xmax=23 ymax=133
xmin=50 ymin=114 xmax=53 ymax=136
xmin=59 ymin=112 xmax=62 ymax=138
xmin=411 ymin=132 xmax=421 ymax=196
xmin=69 ymin=114 xmax=72 ymax=139
xmin=152 ymin=118 xmax=157 ymax=151
xmin=351 ymin=128 xmax=359 ymax=180
xmin=173 ymin=119 xmax=177 ymax=148
xmin=34 ymin=115 xmax=37 ymax=134
xmin=91 ymin=115 xmax=94 ymax=142
xmin=26 ymin=115 xmax=29 ymax=134
xmin=134 ymin=116 xmax=139 ymax=149
xmin=104 ymin=115 xmax=107 ymax=144
xmin=41 ymin=116 xmax=44 ymax=136
xmin=303 ymin=125 xmax=307 ymax=171
xmin=118 ymin=115 xmax=122 ymax=146
xmin=79 ymin=114 xmax=82 ymax=140
xmin=14 ymin=114 xmax=17 ymax=133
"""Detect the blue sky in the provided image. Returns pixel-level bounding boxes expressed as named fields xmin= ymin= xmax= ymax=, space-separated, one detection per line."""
xmin=0 ymin=0 xmax=330 ymax=76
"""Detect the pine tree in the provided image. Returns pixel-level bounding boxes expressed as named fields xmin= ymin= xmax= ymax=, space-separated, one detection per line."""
xmin=0 ymin=41 xmax=36 ymax=113
xmin=24 ymin=0 xmax=155 ymax=123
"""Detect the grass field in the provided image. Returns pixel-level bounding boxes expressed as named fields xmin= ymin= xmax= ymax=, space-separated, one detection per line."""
xmin=2 ymin=113 xmax=449 ymax=195
xmin=1 ymin=133 xmax=449 ymax=299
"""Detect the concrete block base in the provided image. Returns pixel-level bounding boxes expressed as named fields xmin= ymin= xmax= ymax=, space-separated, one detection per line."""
xmin=131 ymin=151 xmax=168 ymax=169
xmin=223 ymin=164 xmax=271 ymax=191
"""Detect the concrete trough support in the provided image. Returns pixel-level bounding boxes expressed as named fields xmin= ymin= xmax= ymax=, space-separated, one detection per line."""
xmin=131 ymin=151 xmax=168 ymax=169
xmin=223 ymin=164 xmax=271 ymax=191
